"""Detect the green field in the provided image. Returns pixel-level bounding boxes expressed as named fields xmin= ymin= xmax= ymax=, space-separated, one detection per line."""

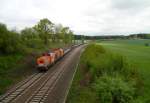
xmin=99 ymin=39 xmax=150 ymax=101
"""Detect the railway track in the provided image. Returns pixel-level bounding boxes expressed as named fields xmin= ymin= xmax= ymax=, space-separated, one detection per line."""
xmin=0 ymin=45 xmax=84 ymax=103
xmin=26 ymin=54 xmax=72 ymax=103
xmin=0 ymin=73 xmax=45 ymax=103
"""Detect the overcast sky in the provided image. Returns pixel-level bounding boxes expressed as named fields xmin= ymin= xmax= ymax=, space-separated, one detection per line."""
xmin=0 ymin=0 xmax=150 ymax=35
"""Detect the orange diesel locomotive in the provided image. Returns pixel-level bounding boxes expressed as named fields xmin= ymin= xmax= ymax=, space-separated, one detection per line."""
xmin=36 ymin=44 xmax=82 ymax=71
xmin=36 ymin=48 xmax=65 ymax=71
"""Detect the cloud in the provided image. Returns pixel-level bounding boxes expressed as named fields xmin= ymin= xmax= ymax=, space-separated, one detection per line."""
xmin=0 ymin=0 xmax=150 ymax=35
xmin=111 ymin=0 xmax=150 ymax=10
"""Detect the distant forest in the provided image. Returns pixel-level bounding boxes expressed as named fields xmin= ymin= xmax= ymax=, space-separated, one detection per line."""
xmin=75 ymin=33 xmax=150 ymax=40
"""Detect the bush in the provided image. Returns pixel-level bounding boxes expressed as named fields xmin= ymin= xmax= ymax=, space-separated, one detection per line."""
xmin=93 ymin=75 xmax=135 ymax=103
xmin=144 ymin=43 xmax=149 ymax=47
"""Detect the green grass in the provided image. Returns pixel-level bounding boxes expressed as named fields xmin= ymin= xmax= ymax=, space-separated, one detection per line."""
xmin=99 ymin=39 xmax=150 ymax=102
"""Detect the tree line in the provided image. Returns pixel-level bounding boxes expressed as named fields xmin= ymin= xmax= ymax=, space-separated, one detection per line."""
xmin=80 ymin=33 xmax=150 ymax=40
xmin=0 ymin=18 xmax=75 ymax=54
xmin=128 ymin=33 xmax=150 ymax=39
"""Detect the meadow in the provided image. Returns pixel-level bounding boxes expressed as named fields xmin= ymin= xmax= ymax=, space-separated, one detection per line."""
xmin=100 ymin=39 xmax=150 ymax=102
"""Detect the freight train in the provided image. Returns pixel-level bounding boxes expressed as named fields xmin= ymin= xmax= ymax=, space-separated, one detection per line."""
xmin=36 ymin=44 xmax=80 ymax=71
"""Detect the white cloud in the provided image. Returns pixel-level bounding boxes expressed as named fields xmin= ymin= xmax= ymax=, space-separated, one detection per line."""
xmin=0 ymin=0 xmax=150 ymax=35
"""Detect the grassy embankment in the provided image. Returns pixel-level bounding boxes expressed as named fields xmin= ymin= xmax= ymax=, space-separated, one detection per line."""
xmin=67 ymin=43 xmax=144 ymax=103
xmin=99 ymin=39 xmax=150 ymax=102
xmin=0 ymin=40 xmax=66 ymax=95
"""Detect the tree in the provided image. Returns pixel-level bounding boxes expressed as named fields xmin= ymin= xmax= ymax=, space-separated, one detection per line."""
xmin=81 ymin=35 xmax=85 ymax=44
xmin=53 ymin=24 xmax=63 ymax=42
xmin=59 ymin=27 xmax=75 ymax=44
xmin=68 ymin=30 xmax=74 ymax=44
xmin=34 ymin=18 xmax=54 ymax=45
xmin=0 ymin=23 xmax=23 ymax=54
xmin=20 ymin=27 xmax=39 ymax=48
xmin=0 ymin=23 xmax=9 ymax=53
xmin=61 ymin=27 xmax=70 ymax=44
xmin=21 ymin=27 xmax=37 ymax=41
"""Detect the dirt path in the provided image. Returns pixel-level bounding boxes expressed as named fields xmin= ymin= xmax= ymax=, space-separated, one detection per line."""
xmin=0 ymin=45 xmax=85 ymax=103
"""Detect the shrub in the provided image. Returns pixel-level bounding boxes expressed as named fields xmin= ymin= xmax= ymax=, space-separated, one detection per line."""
xmin=93 ymin=75 xmax=135 ymax=103
xmin=144 ymin=43 xmax=149 ymax=47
